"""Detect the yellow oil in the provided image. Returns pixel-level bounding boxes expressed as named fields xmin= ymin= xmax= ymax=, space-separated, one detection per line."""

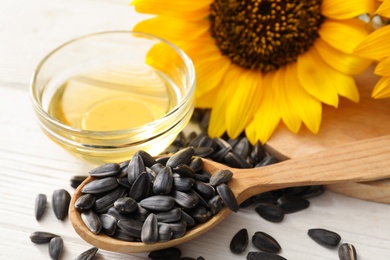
xmin=47 ymin=66 xmax=179 ymax=131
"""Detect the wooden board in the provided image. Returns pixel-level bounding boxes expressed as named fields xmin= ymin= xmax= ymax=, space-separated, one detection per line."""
xmin=267 ymin=65 xmax=390 ymax=203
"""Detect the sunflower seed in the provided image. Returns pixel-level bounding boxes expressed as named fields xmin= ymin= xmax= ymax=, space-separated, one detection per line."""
xmin=188 ymin=205 xmax=211 ymax=223
xmin=193 ymin=147 xmax=214 ymax=157
xmin=156 ymin=208 xmax=182 ymax=223
xmin=277 ymin=195 xmax=310 ymax=213
xmin=233 ymin=137 xmax=250 ymax=158
xmin=308 ymin=228 xmax=341 ymax=247
xmin=34 ymin=193 xmax=47 ymax=221
xmin=157 ymin=223 xmax=173 ymax=242
xmin=180 ymin=210 xmax=196 ymax=227
xmin=297 ymin=185 xmax=324 ymax=199
xmin=99 ymin=213 xmax=117 ymax=235
xmin=94 ymin=186 xmax=126 ymax=214
xmin=188 ymin=132 xmax=206 ymax=147
xmin=127 ymin=153 xmax=146 ymax=184
xmin=208 ymin=195 xmax=223 ymax=215
xmin=212 ymin=147 xmax=231 ymax=162
xmin=189 ymin=157 xmax=204 ymax=172
xmin=114 ymin=197 xmax=138 ymax=213
xmin=209 ymin=169 xmax=233 ymax=186
xmin=194 ymin=172 xmax=210 ymax=183
xmin=255 ymin=203 xmax=285 ymax=223
xmin=255 ymin=156 xmax=279 ymax=167
xmin=216 ymin=183 xmax=239 ymax=213
xmin=135 ymin=150 xmax=156 ymax=167
xmin=29 ymin=231 xmax=59 ymax=244
xmin=49 ymin=236 xmax=63 ymax=260
xmin=82 ymin=177 xmax=118 ymax=194
xmin=89 ymin=162 xmax=120 ymax=178
xmin=193 ymin=181 xmax=215 ymax=199
xmin=166 ymin=147 xmax=195 ymax=168
xmin=250 ymin=142 xmax=266 ymax=165
xmin=52 ymin=189 xmax=71 ymax=220
xmin=230 ymin=228 xmax=249 ymax=254
xmin=150 ymin=163 xmax=165 ymax=174
xmin=247 ymin=251 xmax=287 ymax=260
xmin=252 ymin=190 xmax=283 ymax=204
xmin=117 ymin=218 xmax=143 ymax=238
xmin=148 ymin=247 xmax=182 ymax=260
xmin=173 ymin=176 xmax=195 ymax=191
xmin=132 ymin=204 xmax=151 ymax=222
xmin=172 ymin=164 xmax=195 ymax=178
xmin=74 ymin=194 xmax=95 ymax=212
xmin=252 ymin=231 xmax=281 ymax=253
xmin=117 ymin=176 xmax=132 ymax=189
xmin=156 ymin=156 xmax=170 ymax=166
xmin=70 ymin=175 xmax=88 ymax=189
xmin=153 ymin=166 xmax=173 ymax=195
xmin=141 ymin=213 xmax=158 ymax=244
xmin=112 ymin=229 xmax=138 ymax=242
xmin=139 ymin=195 xmax=175 ymax=211
xmin=225 ymin=151 xmax=251 ymax=168
xmin=74 ymin=247 xmax=98 ymax=260
xmin=81 ymin=210 xmax=102 ymax=234
xmin=339 ymin=243 xmax=357 ymax=260
xmin=171 ymin=190 xmax=199 ymax=209
xmin=129 ymin=171 xmax=151 ymax=202
xmin=169 ymin=220 xmax=187 ymax=239
xmin=197 ymin=135 xmax=215 ymax=148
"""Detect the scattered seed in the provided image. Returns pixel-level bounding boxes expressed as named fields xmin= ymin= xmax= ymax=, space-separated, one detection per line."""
xmin=339 ymin=243 xmax=357 ymax=260
xmin=255 ymin=203 xmax=285 ymax=223
xmin=52 ymin=189 xmax=71 ymax=220
xmin=74 ymin=194 xmax=95 ymax=212
xmin=74 ymin=247 xmax=98 ymax=260
xmin=308 ymin=228 xmax=341 ymax=247
xmin=29 ymin=231 xmax=59 ymax=244
xmin=148 ymin=247 xmax=182 ymax=260
xmin=49 ymin=236 xmax=63 ymax=260
xmin=252 ymin=231 xmax=282 ymax=253
xmin=277 ymin=195 xmax=310 ymax=213
xmin=230 ymin=228 xmax=249 ymax=254
xmin=35 ymin=193 xmax=47 ymax=221
xmin=247 ymin=251 xmax=287 ymax=260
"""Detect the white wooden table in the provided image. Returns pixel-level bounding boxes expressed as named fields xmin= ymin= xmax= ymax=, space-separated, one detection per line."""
xmin=1 ymin=1 xmax=389 ymax=259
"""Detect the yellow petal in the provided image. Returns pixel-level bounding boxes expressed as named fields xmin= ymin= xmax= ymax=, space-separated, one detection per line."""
xmin=195 ymin=55 xmax=231 ymax=98
xmin=245 ymin=120 xmax=258 ymax=145
xmin=131 ymin=0 xmax=210 ymax=21
xmin=134 ymin=16 xmax=209 ymax=42
xmin=225 ymin=67 xmax=264 ymax=139
xmin=297 ymin=47 xmax=339 ymax=107
xmin=321 ymin=0 xmax=374 ymax=19
xmin=354 ymin=25 xmax=390 ymax=60
xmin=207 ymin=70 xmax=242 ymax=138
xmin=377 ymin=0 xmax=390 ymax=17
xmin=318 ymin=19 xmax=369 ymax=54
xmin=372 ymin=76 xmax=390 ymax=98
xmin=251 ymin=73 xmax=281 ymax=144
xmin=272 ymin=66 xmax=302 ymax=133
xmin=314 ymin=38 xmax=372 ymax=75
xmin=195 ymin=87 xmax=220 ymax=108
xmin=375 ymin=56 xmax=390 ymax=76
xmin=286 ymin=63 xmax=322 ymax=134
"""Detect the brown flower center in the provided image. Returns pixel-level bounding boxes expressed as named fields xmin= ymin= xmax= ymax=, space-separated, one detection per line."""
xmin=209 ymin=0 xmax=324 ymax=72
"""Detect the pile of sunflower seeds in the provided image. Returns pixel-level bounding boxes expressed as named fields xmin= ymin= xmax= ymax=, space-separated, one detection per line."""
xmin=76 ymin=147 xmax=238 ymax=244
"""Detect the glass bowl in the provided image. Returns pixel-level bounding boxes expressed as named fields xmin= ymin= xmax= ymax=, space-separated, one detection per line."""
xmin=30 ymin=31 xmax=195 ymax=164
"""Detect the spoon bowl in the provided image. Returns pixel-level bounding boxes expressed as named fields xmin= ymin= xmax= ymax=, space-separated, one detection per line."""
xmin=69 ymin=135 xmax=390 ymax=253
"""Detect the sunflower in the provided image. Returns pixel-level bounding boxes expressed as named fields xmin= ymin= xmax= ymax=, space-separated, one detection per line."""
xmin=354 ymin=0 xmax=390 ymax=98
xmin=131 ymin=0 xmax=373 ymax=144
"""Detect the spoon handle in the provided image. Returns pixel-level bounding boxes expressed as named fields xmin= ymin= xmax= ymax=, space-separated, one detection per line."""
xmin=228 ymin=135 xmax=390 ymax=202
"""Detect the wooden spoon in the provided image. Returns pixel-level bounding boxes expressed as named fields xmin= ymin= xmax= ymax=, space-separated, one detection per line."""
xmin=69 ymin=135 xmax=390 ymax=253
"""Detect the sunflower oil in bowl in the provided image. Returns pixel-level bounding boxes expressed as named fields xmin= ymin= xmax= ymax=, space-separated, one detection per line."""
xmin=31 ymin=31 xmax=195 ymax=164
xmin=46 ymin=65 xmax=180 ymax=132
